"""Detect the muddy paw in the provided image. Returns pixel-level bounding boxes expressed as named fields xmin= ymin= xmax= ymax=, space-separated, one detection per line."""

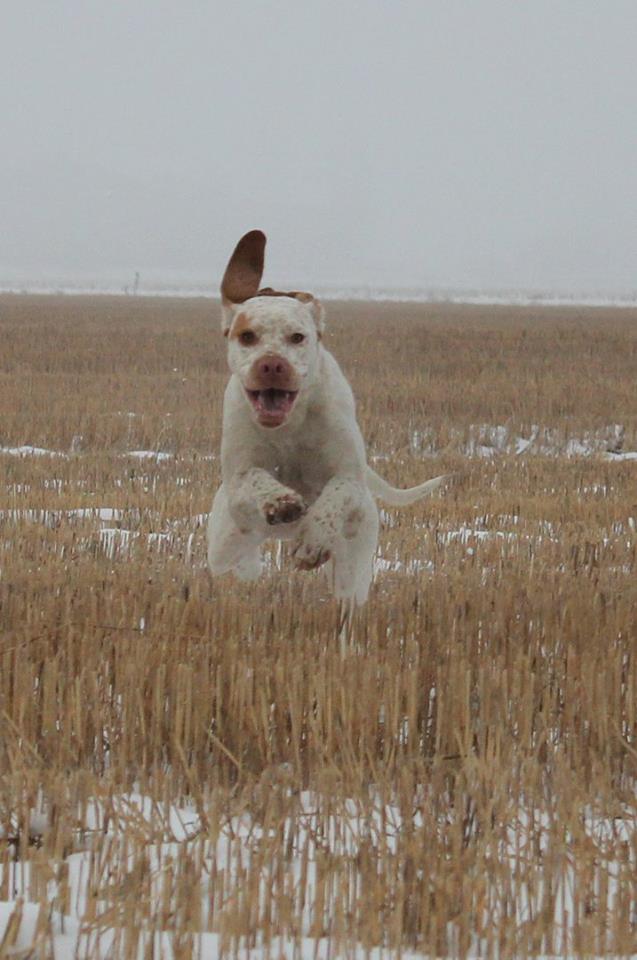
xmin=292 ymin=539 xmax=331 ymax=571
xmin=264 ymin=492 xmax=307 ymax=526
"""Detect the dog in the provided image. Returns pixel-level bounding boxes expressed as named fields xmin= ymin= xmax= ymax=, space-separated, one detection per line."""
xmin=207 ymin=230 xmax=446 ymax=607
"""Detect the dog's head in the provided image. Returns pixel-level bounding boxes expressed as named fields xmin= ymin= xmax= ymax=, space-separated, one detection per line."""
xmin=220 ymin=230 xmax=325 ymax=429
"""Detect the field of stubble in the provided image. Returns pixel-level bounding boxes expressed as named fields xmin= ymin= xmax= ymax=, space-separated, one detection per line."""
xmin=0 ymin=294 xmax=636 ymax=958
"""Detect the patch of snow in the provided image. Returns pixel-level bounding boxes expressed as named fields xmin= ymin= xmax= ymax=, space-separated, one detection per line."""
xmin=5 ymin=278 xmax=637 ymax=308
xmin=0 ymin=901 xmax=42 ymax=955
xmin=374 ymin=556 xmax=434 ymax=575
xmin=99 ymin=527 xmax=133 ymax=558
xmin=0 ymin=444 xmax=211 ymax=464
xmin=126 ymin=450 xmax=173 ymax=462
xmin=4 ymin=424 xmax=633 ymax=468
xmin=0 ymin=507 xmax=128 ymax=525
xmin=439 ymin=525 xmax=517 ymax=545
xmin=0 ymin=792 xmax=634 ymax=958
xmin=407 ymin=422 xmax=635 ymax=461
xmin=514 ymin=427 xmax=540 ymax=455
xmin=0 ymin=444 xmax=67 ymax=458
xmin=82 ymin=792 xmax=201 ymax=842
xmin=565 ymin=437 xmax=596 ymax=457
xmin=605 ymin=450 xmax=637 ymax=462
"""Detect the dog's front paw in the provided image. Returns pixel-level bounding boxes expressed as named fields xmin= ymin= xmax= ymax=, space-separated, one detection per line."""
xmin=263 ymin=491 xmax=307 ymax=526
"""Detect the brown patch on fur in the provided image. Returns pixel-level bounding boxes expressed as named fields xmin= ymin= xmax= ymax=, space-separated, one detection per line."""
xmin=295 ymin=549 xmax=331 ymax=571
xmin=290 ymin=291 xmax=314 ymax=304
xmin=343 ymin=507 xmax=365 ymax=540
xmin=257 ymin=287 xmax=315 ymax=304
xmin=257 ymin=286 xmax=286 ymax=298
xmin=263 ymin=493 xmax=307 ymax=526
xmin=228 ymin=312 xmax=253 ymax=341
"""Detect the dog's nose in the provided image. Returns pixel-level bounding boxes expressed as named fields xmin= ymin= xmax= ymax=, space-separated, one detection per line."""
xmin=248 ymin=353 xmax=297 ymax=391
xmin=258 ymin=356 xmax=285 ymax=377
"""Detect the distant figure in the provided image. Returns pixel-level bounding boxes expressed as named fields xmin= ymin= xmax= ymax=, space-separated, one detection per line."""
xmin=133 ymin=271 xmax=140 ymax=296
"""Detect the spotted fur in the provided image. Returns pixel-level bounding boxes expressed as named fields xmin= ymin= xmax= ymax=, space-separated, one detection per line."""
xmin=208 ymin=230 xmax=447 ymax=607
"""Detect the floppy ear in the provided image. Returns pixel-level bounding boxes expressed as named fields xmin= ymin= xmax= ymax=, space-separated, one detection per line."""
xmin=220 ymin=230 xmax=266 ymax=334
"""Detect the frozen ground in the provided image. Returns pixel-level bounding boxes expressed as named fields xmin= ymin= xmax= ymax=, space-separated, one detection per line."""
xmin=408 ymin=421 xmax=637 ymax=461
xmin=2 ymin=422 xmax=635 ymax=575
xmin=0 ymin=790 xmax=634 ymax=959
xmin=3 ymin=421 xmax=637 ymax=465
xmin=1 ymin=434 xmax=635 ymax=958
xmin=2 ymin=280 xmax=637 ymax=309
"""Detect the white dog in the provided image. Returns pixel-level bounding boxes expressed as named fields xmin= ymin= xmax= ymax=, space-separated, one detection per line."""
xmin=207 ymin=230 xmax=446 ymax=606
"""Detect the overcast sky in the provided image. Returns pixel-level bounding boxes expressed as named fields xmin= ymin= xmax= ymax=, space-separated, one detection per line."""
xmin=2 ymin=1 xmax=636 ymax=295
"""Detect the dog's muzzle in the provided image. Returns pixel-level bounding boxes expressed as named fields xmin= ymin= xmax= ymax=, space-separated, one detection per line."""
xmin=245 ymin=354 xmax=299 ymax=427
xmin=246 ymin=388 xmax=298 ymax=426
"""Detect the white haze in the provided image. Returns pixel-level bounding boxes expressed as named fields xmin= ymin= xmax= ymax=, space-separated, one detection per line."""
xmin=1 ymin=1 xmax=636 ymax=298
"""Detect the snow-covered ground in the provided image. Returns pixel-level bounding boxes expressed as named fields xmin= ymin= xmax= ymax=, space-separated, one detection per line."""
xmin=409 ymin=421 xmax=637 ymax=461
xmin=1 ymin=435 xmax=635 ymax=958
xmin=3 ymin=499 xmax=634 ymax=579
xmin=4 ymin=421 xmax=636 ymax=465
xmin=2 ymin=280 xmax=637 ymax=309
xmin=0 ymin=446 xmax=177 ymax=462
xmin=0 ymin=791 xmax=634 ymax=959
xmin=1 ymin=424 xmax=635 ymax=574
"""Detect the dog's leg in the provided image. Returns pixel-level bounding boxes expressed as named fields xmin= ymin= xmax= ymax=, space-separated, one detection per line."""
xmin=292 ymin=479 xmax=378 ymax=606
xmin=207 ymin=483 xmax=264 ymax=580
xmin=351 ymin=494 xmax=380 ymax=606
xmin=228 ymin=468 xmax=307 ymax=534
xmin=330 ymin=490 xmax=379 ymax=606
xmin=291 ymin=477 xmax=361 ymax=571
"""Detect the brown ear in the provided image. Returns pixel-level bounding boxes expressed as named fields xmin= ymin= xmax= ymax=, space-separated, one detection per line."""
xmin=221 ymin=230 xmax=266 ymax=306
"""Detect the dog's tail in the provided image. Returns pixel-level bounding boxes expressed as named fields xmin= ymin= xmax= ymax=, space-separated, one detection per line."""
xmin=366 ymin=465 xmax=448 ymax=506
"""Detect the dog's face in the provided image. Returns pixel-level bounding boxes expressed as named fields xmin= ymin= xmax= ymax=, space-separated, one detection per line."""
xmin=225 ymin=296 xmax=322 ymax=428
xmin=219 ymin=230 xmax=325 ymax=429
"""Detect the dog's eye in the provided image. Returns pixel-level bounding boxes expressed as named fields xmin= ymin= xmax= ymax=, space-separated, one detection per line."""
xmin=238 ymin=330 xmax=257 ymax=346
xmin=289 ymin=332 xmax=305 ymax=344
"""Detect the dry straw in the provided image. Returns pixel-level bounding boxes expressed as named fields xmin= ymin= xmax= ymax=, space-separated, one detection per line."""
xmin=0 ymin=294 xmax=635 ymax=957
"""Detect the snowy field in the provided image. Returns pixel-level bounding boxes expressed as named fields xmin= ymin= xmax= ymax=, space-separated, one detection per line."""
xmin=1 ymin=789 xmax=635 ymax=958
xmin=2 ymin=279 xmax=637 ymax=311
xmin=1 ymin=296 xmax=636 ymax=958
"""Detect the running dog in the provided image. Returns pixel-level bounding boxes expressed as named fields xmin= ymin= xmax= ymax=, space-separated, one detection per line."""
xmin=207 ymin=230 xmax=446 ymax=606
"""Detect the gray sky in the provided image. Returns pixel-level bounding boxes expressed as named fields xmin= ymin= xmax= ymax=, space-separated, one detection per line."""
xmin=2 ymin=1 xmax=636 ymax=295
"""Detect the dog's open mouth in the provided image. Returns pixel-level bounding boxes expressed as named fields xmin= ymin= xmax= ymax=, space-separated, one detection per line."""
xmin=246 ymin=388 xmax=298 ymax=426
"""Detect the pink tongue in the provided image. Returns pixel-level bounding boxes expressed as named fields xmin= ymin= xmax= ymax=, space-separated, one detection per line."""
xmin=262 ymin=390 xmax=287 ymax=411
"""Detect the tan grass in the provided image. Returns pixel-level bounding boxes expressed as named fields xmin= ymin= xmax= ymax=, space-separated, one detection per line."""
xmin=0 ymin=294 xmax=636 ymax=957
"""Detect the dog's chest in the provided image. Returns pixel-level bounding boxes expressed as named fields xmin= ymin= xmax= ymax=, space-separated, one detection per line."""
xmin=268 ymin=433 xmax=331 ymax=502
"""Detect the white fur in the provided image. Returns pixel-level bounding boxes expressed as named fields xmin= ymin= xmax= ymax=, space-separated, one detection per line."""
xmin=208 ymin=238 xmax=446 ymax=607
